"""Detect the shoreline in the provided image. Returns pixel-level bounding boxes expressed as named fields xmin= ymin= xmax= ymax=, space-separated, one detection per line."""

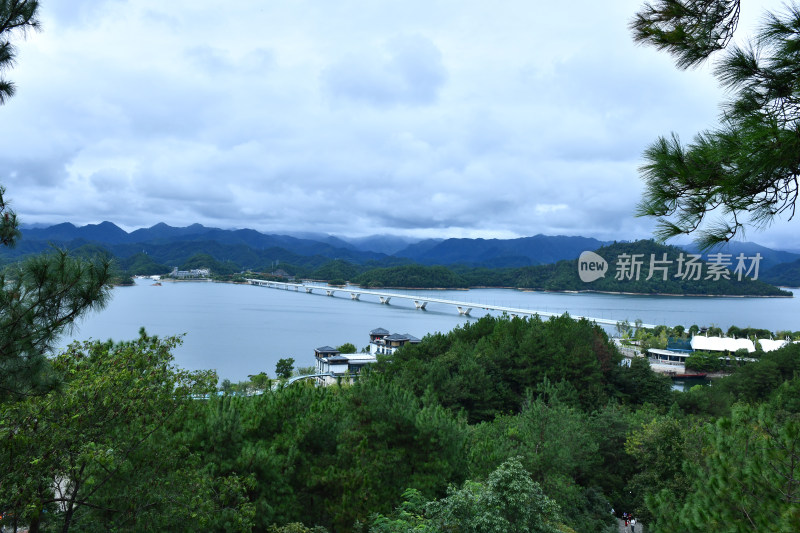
xmin=143 ymin=277 xmax=793 ymax=298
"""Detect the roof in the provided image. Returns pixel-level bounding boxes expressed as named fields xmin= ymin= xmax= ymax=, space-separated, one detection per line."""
xmin=690 ymin=336 xmax=755 ymax=353
xmin=370 ymin=327 xmax=390 ymax=335
xmin=648 ymin=348 xmax=690 ymax=358
xmin=385 ymin=333 xmax=412 ymax=341
xmin=758 ymin=339 xmax=788 ymax=352
xmin=315 ymin=346 xmax=340 ymax=354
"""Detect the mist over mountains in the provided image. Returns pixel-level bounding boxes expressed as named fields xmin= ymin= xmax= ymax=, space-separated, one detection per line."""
xmin=12 ymin=221 xmax=800 ymax=280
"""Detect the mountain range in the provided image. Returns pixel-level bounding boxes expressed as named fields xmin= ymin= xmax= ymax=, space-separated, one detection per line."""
xmin=9 ymin=221 xmax=800 ymax=285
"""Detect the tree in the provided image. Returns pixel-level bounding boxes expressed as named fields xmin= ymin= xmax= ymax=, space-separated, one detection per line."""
xmin=248 ymin=371 xmax=271 ymax=391
xmin=0 ymin=242 xmax=112 ymax=399
xmin=648 ymin=403 xmax=800 ymax=532
xmin=336 ymin=342 xmax=357 ymax=354
xmin=370 ymin=458 xmax=564 ymax=533
xmin=1 ymin=1 xmax=112 ymax=400
xmin=0 ymin=0 xmax=39 ymax=105
xmin=276 ymin=357 xmax=295 ymax=379
xmin=0 ymin=331 xmax=253 ymax=532
xmin=632 ymin=1 xmax=800 ymax=248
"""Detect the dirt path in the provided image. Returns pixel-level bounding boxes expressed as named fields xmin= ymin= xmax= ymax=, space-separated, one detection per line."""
xmin=617 ymin=518 xmax=644 ymax=533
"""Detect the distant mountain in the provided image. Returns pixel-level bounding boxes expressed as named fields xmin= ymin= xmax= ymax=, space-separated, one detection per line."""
xmin=14 ymin=223 xmax=800 ymax=284
xmin=18 ymin=222 xmax=386 ymax=265
xmin=394 ymin=239 xmax=444 ymax=258
xmin=681 ymin=241 xmax=800 ymax=273
xmin=761 ymin=258 xmax=800 ymax=288
xmin=342 ymin=235 xmax=425 ymax=255
xmin=509 ymin=240 xmax=790 ymax=296
xmin=128 ymin=222 xmax=213 ymax=242
xmin=395 ymin=235 xmax=609 ymax=267
xmin=22 ymin=222 xmax=130 ymax=244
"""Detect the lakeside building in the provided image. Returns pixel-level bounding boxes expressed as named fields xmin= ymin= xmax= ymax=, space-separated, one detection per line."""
xmin=648 ymin=335 xmax=791 ymax=366
xmin=367 ymin=328 xmax=421 ymax=355
xmin=313 ymin=327 xmax=421 ymax=385
xmin=170 ymin=267 xmax=210 ymax=279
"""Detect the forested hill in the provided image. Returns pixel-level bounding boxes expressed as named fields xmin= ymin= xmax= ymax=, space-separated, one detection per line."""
xmin=353 ymin=241 xmax=789 ymax=296
xmin=761 ymin=257 xmax=800 ymax=288
xmin=17 ymin=222 xmax=611 ymax=268
xmin=10 ymin=223 xmax=796 ymax=294
xmin=393 ymin=234 xmax=609 ymax=267
xmin=512 ymin=240 xmax=790 ymax=296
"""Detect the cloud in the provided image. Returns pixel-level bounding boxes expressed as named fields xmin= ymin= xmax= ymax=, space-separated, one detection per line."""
xmin=0 ymin=0 xmax=794 ymax=250
xmin=322 ymin=33 xmax=446 ymax=107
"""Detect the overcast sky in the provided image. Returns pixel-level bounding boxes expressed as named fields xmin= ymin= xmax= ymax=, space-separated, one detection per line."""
xmin=1 ymin=0 xmax=796 ymax=249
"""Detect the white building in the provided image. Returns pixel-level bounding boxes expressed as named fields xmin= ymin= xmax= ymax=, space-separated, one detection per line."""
xmin=367 ymin=328 xmax=421 ymax=355
xmin=312 ymin=327 xmax=421 ymax=385
xmin=170 ymin=267 xmax=211 ymax=279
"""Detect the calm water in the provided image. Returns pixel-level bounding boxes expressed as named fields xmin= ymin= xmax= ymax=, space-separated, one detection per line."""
xmin=62 ymin=279 xmax=800 ymax=382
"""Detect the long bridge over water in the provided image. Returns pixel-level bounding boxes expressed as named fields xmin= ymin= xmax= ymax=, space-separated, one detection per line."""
xmin=245 ymin=279 xmax=658 ymax=329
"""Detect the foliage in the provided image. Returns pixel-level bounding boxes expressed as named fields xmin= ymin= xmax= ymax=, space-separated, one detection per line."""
xmin=180 ymin=252 xmax=238 ymax=276
xmin=248 ymin=371 xmax=271 ymax=390
xmin=0 ymin=330 xmax=254 ymax=532
xmin=630 ymin=0 xmax=740 ymax=69
xmin=312 ymin=259 xmax=364 ymax=282
xmin=336 ymin=342 xmax=357 ymax=354
xmin=761 ymin=256 xmax=800 ymax=287
xmin=633 ymin=2 xmax=800 ymax=248
xmin=118 ymin=252 xmax=171 ymax=276
xmin=647 ymin=402 xmax=800 ymax=532
xmin=624 ymin=415 xmax=695 ymax=523
xmin=685 ymin=350 xmax=725 ymax=371
xmin=613 ymin=357 xmax=674 ymax=406
xmin=370 ymin=458 xmax=564 ymax=533
xmin=0 ymin=0 xmax=39 ymax=105
xmin=467 ymin=384 xmax=615 ymax=532
xmin=717 ymin=342 xmax=800 ymax=402
xmin=0 ymin=248 xmax=111 ymax=398
xmin=275 ymin=357 xmax=295 ymax=379
xmin=378 ymin=314 xmax=622 ymax=423
xmin=182 ymin=378 xmax=468 ymax=531
xmin=354 ymin=264 xmax=469 ymax=288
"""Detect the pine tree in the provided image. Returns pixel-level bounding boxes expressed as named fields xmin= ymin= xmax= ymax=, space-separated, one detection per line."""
xmin=631 ymin=1 xmax=800 ymax=248
xmin=0 ymin=0 xmax=40 ymax=104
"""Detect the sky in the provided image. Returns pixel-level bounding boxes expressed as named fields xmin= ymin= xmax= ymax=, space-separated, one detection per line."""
xmin=1 ymin=0 xmax=797 ymax=249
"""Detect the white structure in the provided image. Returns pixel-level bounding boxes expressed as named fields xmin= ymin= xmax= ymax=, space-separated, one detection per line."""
xmin=650 ymin=335 xmax=791 ymax=368
xmin=312 ymin=327 xmax=421 ymax=385
xmin=313 ymin=346 xmax=378 ymax=385
xmin=170 ymin=267 xmax=211 ymax=279
xmin=368 ymin=328 xmax=421 ymax=355
xmin=757 ymin=338 xmax=790 ymax=352
xmin=689 ymin=335 xmax=790 ymax=354
xmin=690 ymin=335 xmax=756 ymax=353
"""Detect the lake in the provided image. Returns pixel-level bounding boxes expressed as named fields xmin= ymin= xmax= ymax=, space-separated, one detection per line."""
xmin=62 ymin=278 xmax=800 ymax=382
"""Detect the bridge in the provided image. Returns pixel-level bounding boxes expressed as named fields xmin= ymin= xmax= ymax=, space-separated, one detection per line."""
xmin=245 ymin=279 xmax=658 ymax=329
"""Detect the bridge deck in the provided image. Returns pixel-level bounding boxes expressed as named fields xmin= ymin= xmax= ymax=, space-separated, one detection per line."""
xmin=246 ymin=280 xmax=657 ymax=329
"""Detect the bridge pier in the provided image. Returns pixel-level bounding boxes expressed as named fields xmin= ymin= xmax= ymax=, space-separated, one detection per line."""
xmin=326 ymin=290 xmax=335 ymax=297
xmin=242 ymin=279 xmax=658 ymax=329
